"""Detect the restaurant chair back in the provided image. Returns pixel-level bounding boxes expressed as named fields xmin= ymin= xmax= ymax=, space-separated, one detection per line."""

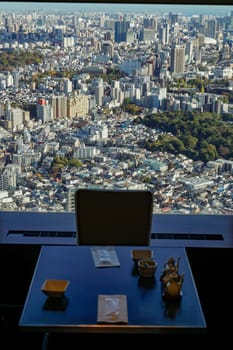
xmin=74 ymin=188 xmax=153 ymax=245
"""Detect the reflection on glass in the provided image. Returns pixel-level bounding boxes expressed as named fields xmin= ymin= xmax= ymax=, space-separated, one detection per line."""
xmin=0 ymin=2 xmax=232 ymax=215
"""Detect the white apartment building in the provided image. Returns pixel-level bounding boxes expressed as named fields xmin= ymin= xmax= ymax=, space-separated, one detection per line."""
xmin=73 ymin=145 xmax=100 ymax=159
xmin=12 ymin=151 xmax=41 ymax=166
xmin=0 ymin=168 xmax=16 ymax=190
xmin=213 ymin=67 xmax=232 ymax=79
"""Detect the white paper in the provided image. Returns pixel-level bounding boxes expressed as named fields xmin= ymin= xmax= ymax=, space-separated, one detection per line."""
xmin=97 ymin=294 xmax=128 ymax=324
xmin=91 ymin=246 xmax=120 ymax=267
xmin=104 ymin=297 xmax=120 ymax=320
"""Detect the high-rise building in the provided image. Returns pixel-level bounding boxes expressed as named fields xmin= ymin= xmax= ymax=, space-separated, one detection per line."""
xmin=0 ymin=165 xmax=17 ymax=190
xmin=102 ymin=42 xmax=114 ymax=57
xmin=169 ymin=12 xmax=179 ymax=26
xmin=91 ymin=78 xmax=104 ymax=107
xmin=206 ymin=18 xmax=219 ymax=39
xmin=231 ymin=11 xmax=233 ymax=29
xmin=159 ymin=23 xmax=170 ymax=45
xmin=6 ymin=107 xmax=25 ymax=131
xmin=114 ymin=20 xmax=130 ymax=43
xmin=67 ymin=93 xmax=89 ymax=118
xmin=170 ymin=44 xmax=185 ymax=75
xmin=49 ymin=95 xmax=67 ymax=119
xmin=36 ymin=99 xmax=53 ymax=123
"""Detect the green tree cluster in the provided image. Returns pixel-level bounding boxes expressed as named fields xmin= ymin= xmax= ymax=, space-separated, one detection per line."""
xmin=135 ymin=111 xmax=233 ymax=163
xmin=51 ymin=156 xmax=82 ymax=174
xmin=0 ymin=50 xmax=43 ymax=71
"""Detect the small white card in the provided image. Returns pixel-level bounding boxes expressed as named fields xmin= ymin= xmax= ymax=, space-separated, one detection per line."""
xmin=91 ymin=246 xmax=120 ymax=268
xmin=97 ymin=294 xmax=128 ymax=324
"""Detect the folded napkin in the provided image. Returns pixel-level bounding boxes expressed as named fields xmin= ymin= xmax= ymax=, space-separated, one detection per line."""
xmin=91 ymin=246 xmax=120 ymax=268
xmin=97 ymin=294 xmax=128 ymax=324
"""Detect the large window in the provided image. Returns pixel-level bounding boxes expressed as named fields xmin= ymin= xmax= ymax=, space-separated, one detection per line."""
xmin=0 ymin=1 xmax=232 ymax=214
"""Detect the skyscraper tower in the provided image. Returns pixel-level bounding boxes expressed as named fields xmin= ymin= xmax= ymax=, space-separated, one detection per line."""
xmin=170 ymin=44 xmax=185 ymax=75
xmin=114 ymin=20 xmax=130 ymax=43
xmin=207 ymin=18 xmax=218 ymax=39
xmin=159 ymin=23 xmax=170 ymax=45
xmin=169 ymin=12 xmax=179 ymax=26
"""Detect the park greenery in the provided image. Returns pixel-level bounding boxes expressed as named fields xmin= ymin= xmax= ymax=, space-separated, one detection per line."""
xmin=51 ymin=156 xmax=82 ymax=174
xmin=134 ymin=110 xmax=233 ymax=163
xmin=0 ymin=50 xmax=43 ymax=71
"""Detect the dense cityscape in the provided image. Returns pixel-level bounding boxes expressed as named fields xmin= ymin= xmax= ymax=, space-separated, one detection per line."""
xmin=0 ymin=2 xmax=233 ymax=214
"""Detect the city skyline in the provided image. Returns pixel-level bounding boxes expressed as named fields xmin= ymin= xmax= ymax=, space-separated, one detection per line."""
xmin=0 ymin=1 xmax=232 ymax=16
xmin=0 ymin=0 xmax=232 ymax=214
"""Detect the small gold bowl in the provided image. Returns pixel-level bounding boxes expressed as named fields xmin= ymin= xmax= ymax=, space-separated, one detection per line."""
xmin=41 ymin=279 xmax=70 ymax=298
xmin=131 ymin=249 xmax=153 ymax=264
xmin=138 ymin=258 xmax=157 ymax=278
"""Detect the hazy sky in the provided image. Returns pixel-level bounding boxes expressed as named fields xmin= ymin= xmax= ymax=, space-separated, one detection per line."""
xmin=0 ymin=2 xmax=232 ymax=16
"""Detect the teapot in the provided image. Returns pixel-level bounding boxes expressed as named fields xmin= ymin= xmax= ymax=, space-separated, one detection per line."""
xmin=160 ymin=257 xmax=184 ymax=299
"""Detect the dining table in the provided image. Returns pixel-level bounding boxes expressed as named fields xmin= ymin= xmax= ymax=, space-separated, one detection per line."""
xmin=19 ymin=245 xmax=206 ymax=344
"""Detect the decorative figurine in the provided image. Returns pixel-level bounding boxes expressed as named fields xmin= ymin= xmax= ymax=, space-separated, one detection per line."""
xmin=160 ymin=257 xmax=184 ymax=300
